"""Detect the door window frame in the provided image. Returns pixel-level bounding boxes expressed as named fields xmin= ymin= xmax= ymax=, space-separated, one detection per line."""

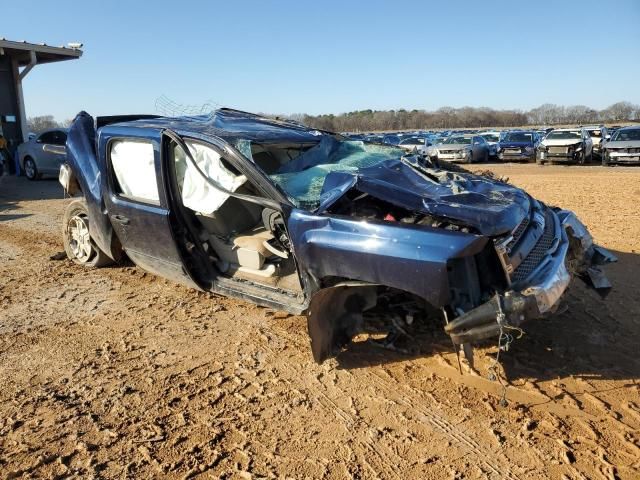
xmin=163 ymin=133 xmax=286 ymax=213
xmin=106 ymin=136 xmax=162 ymax=207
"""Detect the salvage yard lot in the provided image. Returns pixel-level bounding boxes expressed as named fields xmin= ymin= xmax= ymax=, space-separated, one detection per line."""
xmin=1 ymin=164 xmax=639 ymax=479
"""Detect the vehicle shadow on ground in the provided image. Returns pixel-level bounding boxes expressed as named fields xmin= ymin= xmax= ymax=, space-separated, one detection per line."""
xmin=0 ymin=213 xmax=32 ymax=222
xmin=335 ymin=250 xmax=640 ymax=384
xmin=0 ymin=176 xmax=64 ymax=203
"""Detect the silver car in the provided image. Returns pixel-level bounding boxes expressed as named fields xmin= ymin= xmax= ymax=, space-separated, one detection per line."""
xmin=17 ymin=128 xmax=68 ymax=180
xmin=431 ymin=134 xmax=490 ymax=163
xmin=583 ymin=125 xmax=608 ymax=159
xmin=397 ymin=136 xmax=431 ymax=155
xmin=602 ymin=126 xmax=640 ymax=166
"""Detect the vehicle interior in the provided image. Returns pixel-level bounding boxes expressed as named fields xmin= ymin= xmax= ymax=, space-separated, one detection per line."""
xmin=165 ymin=134 xmax=404 ymax=300
xmin=169 ymin=138 xmax=305 ymax=295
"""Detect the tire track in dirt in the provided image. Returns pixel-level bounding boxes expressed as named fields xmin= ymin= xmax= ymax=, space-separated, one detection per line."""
xmin=236 ymin=313 xmax=522 ymax=480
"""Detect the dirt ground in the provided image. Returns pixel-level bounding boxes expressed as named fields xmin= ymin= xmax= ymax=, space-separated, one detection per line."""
xmin=1 ymin=164 xmax=639 ymax=479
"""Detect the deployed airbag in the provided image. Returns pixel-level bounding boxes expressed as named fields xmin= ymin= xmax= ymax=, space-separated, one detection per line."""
xmin=111 ymin=140 xmax=159 ymax=202
xmin=177 ymin=141 xmax=247 ymax=214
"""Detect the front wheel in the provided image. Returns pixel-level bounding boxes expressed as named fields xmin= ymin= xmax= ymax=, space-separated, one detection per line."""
xmin=62 ymin=199 xmax=113 ymax=267
xmin=24 ymin=157 xmax=40 ymax=180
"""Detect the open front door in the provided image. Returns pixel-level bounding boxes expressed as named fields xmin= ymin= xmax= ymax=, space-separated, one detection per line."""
xmin=102 ymin=132 xmax=200 ymax=289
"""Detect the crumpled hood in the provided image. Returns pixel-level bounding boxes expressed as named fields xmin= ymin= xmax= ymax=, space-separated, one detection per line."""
xmin=317 ymin=158 xmax=529 ymax=236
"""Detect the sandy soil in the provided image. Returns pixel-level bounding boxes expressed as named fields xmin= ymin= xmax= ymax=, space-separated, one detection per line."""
xmin=0 ymin=165 xmax=639 ymax=479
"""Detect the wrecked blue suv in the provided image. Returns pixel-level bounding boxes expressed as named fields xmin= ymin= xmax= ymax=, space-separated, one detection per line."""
xmin=59 ymin=109 xmax=615 ymax=364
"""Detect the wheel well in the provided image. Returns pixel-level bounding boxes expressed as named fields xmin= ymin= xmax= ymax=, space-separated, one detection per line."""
xmin=307 ymin=280 xmax=443 ymax=363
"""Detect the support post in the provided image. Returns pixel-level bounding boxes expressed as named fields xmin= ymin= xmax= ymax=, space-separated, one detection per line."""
xmin=12 ymin=50 xmax=38 ymax=144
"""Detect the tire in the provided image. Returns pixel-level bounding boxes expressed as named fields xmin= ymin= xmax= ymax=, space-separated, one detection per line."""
xmin=62 ymin=199 xmax=114 ymax=267
xmin=24 ymin=157 xmax=40 ymax=180
xmin=577 ymin=151 xmax=586 ymax=165
xmin=585 ymin=151 xmax=592 ymax=164
xmin=465 ymin=152 xmax=473 ymax=164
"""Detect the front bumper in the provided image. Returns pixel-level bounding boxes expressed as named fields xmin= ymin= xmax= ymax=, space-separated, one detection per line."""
xmin=498 ymin=151 xmax=535 ymax=162
xmin=445 ymin=209 xmax=616 ymax=344
xmin=537 ymin=150 xmax=583 ymax=162
xmin=605 ymin=153 xmax=640 ymax=164
xmin=438 ymin=151 xmax=469 ymax=162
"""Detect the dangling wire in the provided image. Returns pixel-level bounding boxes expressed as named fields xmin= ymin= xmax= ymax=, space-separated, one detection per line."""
xmin=487 ymin=296 xmax=525 ymax=407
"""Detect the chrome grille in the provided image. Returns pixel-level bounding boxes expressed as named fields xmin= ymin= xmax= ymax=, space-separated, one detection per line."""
xmin=506 ymin=215 xmax=530 ymax=253
xmin=511 ymin=211 xmax=555 ymax=283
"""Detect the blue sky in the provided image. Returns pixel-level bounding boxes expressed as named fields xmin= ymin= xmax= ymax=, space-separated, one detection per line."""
xmin=4 ymin=0 xmax=640 ymax=121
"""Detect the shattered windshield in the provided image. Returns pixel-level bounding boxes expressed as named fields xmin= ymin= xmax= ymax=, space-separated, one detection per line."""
xmin=248 ymin=136 xmax=404 ymax=210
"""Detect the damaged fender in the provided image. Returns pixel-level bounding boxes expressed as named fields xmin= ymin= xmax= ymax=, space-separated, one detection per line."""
xmin=65 ymin=112 xmax=119 ymax=260
xmin=287 ymin=209 xmax=489 ymax=307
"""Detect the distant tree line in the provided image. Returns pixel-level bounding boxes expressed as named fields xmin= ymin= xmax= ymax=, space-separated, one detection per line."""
xmin=26 ymin=115 xmax=72 ymax=134
xmin=29 ymin=100 xmax=639 ymax=135
xmin=289 ymin=101 xmax=640 ymax=132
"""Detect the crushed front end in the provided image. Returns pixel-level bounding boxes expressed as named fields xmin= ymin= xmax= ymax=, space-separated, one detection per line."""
xmin=444 ymin=199 xmax=616 ymax=345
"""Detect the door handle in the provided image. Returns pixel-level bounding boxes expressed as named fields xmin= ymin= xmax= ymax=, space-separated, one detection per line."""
xmin=43 ymin=144 xmax=66 ymax=155
xmin=112 ymin=214 xmax=130 ymax=225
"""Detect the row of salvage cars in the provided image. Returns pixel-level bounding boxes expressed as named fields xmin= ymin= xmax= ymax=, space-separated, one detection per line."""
xmin=58 ymin=109 xmax=616 ymax=366
xmin=362 ymin=125 xmax=640 ymax=167
xmin=534 ymin=125 xmax=640 ymax=166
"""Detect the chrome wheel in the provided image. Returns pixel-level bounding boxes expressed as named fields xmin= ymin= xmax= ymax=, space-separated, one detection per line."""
xmin=67 ymin=214 xmax=94 ymax=263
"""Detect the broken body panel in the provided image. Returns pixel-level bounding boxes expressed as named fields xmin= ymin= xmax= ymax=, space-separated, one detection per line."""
xmin=63 ymin=109 xmax=616 ymax=364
